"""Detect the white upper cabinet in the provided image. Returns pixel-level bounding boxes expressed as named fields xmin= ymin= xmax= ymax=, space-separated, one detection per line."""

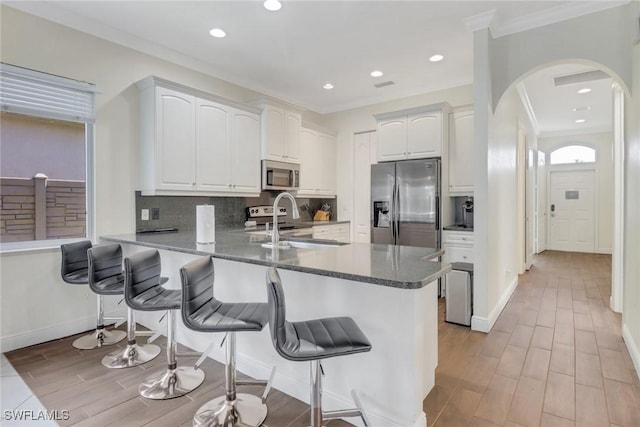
xmin=154 ymin=87 xmax=197 ymax=191
xmin=448 ymin=108 xmax=474 ymax=194
xmin=259 ymin=102 xmax=301 ymax=163
xmin=407 ymin=110 xmax=442 ymax=158
xmin=374 ymin=103 xmax=449 ymax=162
xmin=298 ymin=125 xmax=337 ymax=197
xmin=137 ymin=77 xmax=261 ymax=196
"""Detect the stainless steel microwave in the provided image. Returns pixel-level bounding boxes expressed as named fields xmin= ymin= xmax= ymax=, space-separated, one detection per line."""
xmin=262 ymin=160 xmax=300 ymax=191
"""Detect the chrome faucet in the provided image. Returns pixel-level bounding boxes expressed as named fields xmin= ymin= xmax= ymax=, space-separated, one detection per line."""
xmin=262 ymin=192 xmax=300 ymax=249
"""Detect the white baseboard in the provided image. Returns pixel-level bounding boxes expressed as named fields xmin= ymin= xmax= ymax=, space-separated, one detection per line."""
xmin=622 ymin=323 xmax=640 ymax=382
xmin=1 ymin=316 xmax=94 ymax=353
xmin=597 ymin=247 xmax=612 ymax=254
xmin=471 ymin=276 xmax=519 ymax=333
xmin=0 ymin=310 xmax=126 ymax=353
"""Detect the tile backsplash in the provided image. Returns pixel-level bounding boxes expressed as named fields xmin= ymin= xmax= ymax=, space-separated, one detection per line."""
xmin=135 ymin=192 xmax=337 ymax=231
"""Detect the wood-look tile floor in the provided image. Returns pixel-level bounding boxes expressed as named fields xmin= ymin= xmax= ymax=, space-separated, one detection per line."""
xmin=3 ymin=335 xmax=352 ymax=427
xmin=3 ymin=251 xmax=639 ymax=426
xmin=425 ymin=251 xmax=640 ymax=427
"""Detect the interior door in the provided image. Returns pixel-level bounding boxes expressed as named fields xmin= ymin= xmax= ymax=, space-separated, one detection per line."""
xmin=536 ymin=151 xmax=547 ymax=253
xmin=548 ymin=169 xmax=596 ymax=253
xmin=525 ymin=146 xmax=535 ymax=269
xmin=353 ymin=132 xmax=374 ymax=243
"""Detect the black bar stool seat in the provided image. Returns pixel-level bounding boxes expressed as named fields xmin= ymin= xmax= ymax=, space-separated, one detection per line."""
xmin=61 ymin=240 xmax=126 ymax=349
xmin=181 ymin=256 xmax=273 ymax=427
xmin=94 ymin=244 xmax=161 ymax=369
xmin=266 ymin=267 xmax=372 ymax=427
xmin=126 ymin=249 xmax=205 ymax=400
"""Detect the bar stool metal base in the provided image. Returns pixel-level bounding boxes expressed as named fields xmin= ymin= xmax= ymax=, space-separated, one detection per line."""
xmin=139 ymin=366 xmax=205 ymax=400
xmin=101 ymin=343 xmax=161 ymax=369
xmin=193 ymin=393 xmax=267 ymax=427
xmin=72 ymin=328 xmax=126 ymax=350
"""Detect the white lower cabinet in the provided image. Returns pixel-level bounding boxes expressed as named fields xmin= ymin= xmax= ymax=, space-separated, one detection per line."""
xmin=442 ymin=230 xmax=474 ymax=295
xmin=312 ymin=223 xmax=350 ymax=243
xmin=442 ymin=231 xmax=474 ymax=264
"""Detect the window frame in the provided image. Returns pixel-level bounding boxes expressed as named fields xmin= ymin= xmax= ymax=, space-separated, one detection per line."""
xmin=0 ymin=64 xmax=97 ymax=252
xmin=549 ymin=144 xmax=597 ymax=165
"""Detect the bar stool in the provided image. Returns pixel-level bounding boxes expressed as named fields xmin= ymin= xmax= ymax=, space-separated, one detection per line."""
xmin=180 ymin=256 xmax=274 ymax=427
xmin=60 ymin=240 xmax=125 ymax=349
xmin=265 ymin=268 xmax=372 ymax=427
xmin=93 ymin=244 xmax=161 ymax=369
xmin=125 ymin=249 xmax=205 ymax=399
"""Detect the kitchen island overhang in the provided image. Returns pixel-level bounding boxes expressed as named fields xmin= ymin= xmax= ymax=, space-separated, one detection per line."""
xmin=101 ymin=230 xmax=450 ymax=427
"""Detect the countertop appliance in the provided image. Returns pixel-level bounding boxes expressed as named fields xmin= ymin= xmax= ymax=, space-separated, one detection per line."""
xmin=262 ymin=160 xmax=300 ymax=191
xmin=371 ymin=159 xmax=440 ymax=248
xmin=462 ymin=197 xmax=474 ymax=228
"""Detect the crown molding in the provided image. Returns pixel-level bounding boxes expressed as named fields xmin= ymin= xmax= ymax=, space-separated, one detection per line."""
xmin=464 ymin=1 xmax=631 ymax=38
xmin=538 ymin=125 xmax=613 ymax=139
xmin=463 ymin=9 xmax=497 ymax=33
xmin=493 ymin=1 xmax=631 ymax=38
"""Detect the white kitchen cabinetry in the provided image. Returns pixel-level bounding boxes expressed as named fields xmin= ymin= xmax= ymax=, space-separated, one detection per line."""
xmin=449 ymin=108 xmax=475 ymax=194
xmin=442 ymin=230 xmax=474 ymax=264
xmin=137 ymin=77 xmax=261 ymax=196
xmin=375 ymin=103 xmax=449 ymax=162
xmin=298 ymin=125 xmax=337 ymax=197
xmin=312 ymin=223 xmax=350 ymax=243
xmin=258 ymin=102 xmax=301 ymax=163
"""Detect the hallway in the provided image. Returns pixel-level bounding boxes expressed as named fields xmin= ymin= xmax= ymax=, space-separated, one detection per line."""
xmin=425 ymin=251 xmax=640 ymax=426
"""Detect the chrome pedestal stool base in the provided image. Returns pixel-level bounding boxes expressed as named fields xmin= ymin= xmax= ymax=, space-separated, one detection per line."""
xmin=139 ymin=366 xmax=205 ymax=400
xmin=193 ymin=393 xmax=267 ymax=427
xmin=102 ymin=342 xmax=161 ymax=369
xmin=72 ymin=328 xmax=126 ymax=350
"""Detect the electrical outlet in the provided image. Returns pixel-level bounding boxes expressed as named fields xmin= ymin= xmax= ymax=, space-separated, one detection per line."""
xmin=152 ymin=208 xmax=160 ymax=220
xmin=141 ymin=209 xmax=149 ymax=221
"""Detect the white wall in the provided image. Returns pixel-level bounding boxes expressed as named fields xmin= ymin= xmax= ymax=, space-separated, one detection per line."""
xmin=489 ymin=2 xmax=637 ymax=111
xmin=622 ymin=42 xmax=640 ymax=379
xmin=0 ymin=5 xmax=322 ymax=351
xmin=538 ymin=132 xmax=614 ymax=253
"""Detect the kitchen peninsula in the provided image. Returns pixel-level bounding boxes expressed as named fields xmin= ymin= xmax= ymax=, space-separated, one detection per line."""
xmin=101 ymin=229 xmax=450 ymax=427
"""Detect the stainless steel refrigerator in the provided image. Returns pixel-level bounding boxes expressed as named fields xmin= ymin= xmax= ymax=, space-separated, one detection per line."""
xmin=371 ymin=159 xmax=440 ymax=248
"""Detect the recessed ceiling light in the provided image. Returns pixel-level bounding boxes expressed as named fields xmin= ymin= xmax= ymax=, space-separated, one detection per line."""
xmin=323 ymin=83 xmax=334 ymax=90
xmin=577 ymin=88 xmax=591 ymax=94
xmin=573 ymin=106 xmax=591 ymax=112
xmin=429 ymin=54 xmax=444 ymax=62
xmin=370 ymin=70 xmax=383 ymax=78
xmin=576 ymin=119 xmax=586 ymax=123
xmin=264 ymin=0 xmax=282 ymax=11
xmin=209 ymin=28 xmax=226 ymax=38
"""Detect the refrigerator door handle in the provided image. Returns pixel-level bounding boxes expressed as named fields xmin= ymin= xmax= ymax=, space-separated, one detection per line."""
xmin=391 ymin=183 xmax=397 ymax=239
xmin=395 ymin=182 xmax=400 ymax=241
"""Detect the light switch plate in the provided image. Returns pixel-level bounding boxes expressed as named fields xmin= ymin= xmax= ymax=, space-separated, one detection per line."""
xmin=141 ymin=209 xmax=149 ymax=221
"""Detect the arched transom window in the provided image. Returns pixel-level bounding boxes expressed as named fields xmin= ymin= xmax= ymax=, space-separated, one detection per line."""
xmin=549 ymin=145 xmax=596 ymax=165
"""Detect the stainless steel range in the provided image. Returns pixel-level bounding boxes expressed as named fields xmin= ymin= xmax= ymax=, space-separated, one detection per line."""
xmin=246 ymin=205 xmax=313 ymax=236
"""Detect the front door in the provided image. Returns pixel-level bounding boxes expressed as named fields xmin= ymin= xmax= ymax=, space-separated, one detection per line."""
xmin=548 ymin=169 xmax=596 ymax=253
xmin=536 ymin=151 xmax=547 ymax=253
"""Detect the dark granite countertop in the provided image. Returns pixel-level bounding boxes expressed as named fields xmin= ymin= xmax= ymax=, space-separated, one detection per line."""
xmin=101 ymin=228 xmax=449 ymax=289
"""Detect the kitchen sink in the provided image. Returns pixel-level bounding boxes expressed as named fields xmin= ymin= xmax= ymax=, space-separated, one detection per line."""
xmin=285 ymin=240 xmax=343 ymax=249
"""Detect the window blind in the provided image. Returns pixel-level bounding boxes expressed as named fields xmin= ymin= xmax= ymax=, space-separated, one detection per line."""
xmin=0 ymin=63 xmax=98 ymax=123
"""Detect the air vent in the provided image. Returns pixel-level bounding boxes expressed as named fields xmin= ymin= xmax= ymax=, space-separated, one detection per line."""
xmin=374 ymin=80 xmax=395 ymax=88
xmin=554 ymin=70 xmax=609 ymax=86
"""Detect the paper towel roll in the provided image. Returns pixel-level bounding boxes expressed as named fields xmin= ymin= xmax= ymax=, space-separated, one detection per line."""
xmin=196 ymin=205 xmax=216 ymax=244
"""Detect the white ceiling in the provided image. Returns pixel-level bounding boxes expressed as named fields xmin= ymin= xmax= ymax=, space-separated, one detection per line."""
xmin=5 ymin=0 xmax=620 ymax=135
xmin=519 ymin=64 xmax=613 ymax=138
